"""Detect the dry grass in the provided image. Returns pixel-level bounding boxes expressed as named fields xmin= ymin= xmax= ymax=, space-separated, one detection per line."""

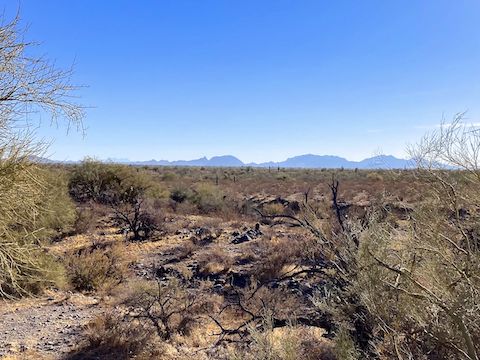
xmin=1 ymin=352 xmax=52 ymax=360
xmin=196 ymin=245 xmax=234 ymax=277
xmin=228 ymin=318 xmax=336 ymax=360
xmin=249 ymin=236 xmax=306 ymax=284
xmin=66 ymin=312 xmax=160 ymax=360
xmin=65 ymin=240 xmax=134 ymax=293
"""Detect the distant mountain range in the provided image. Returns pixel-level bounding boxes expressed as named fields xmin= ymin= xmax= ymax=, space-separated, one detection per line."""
xmin=98 ymin=154 xmax=413 ymax=169
xmin=33 ymin=154 xmax=414 ymax=169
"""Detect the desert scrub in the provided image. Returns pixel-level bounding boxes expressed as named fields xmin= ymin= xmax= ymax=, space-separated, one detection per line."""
xmin=229 ymin=315 xmax=336 ymax=360
xmin=262 ymin=202 xmax=285 ymax=216
xmin=196 ymin=245 xmax=233 ymax=277
xmin=66 ymin=242 xmax=131 ymax=292
xmin=333 ymin=327 xmax=359 ymax=360
xmin=0 ymin=12 xmax=83 ymax=297
xmin=0 ymin=241 xmax=67 ymax=297
xmin=170 ymin=188 xmax=189 ymax=203
xmin=68 ymin=160 xmax=165 ymax=204
xmin=70 ymin=161 xmax=165 ymax=240
xmin=119 ymin=278 xmax=211 ymax=341
xmin=72 ymin=206 xmax=97 ymax=235
xmin=68 ymin=160 xmax=121 ymax=203
xmin=33 ymin=167 xmax=78 ymax=240
xmin=192 ymin=183 xmax=225 ymax=213
xmin=112 ymin=191 xmax=164 ymax=241
xmin=0 ymin=167 xmax=76 ymax=297
xmin=69 ymin=312 xmax=159 ymax=360
xmin=365 ymin=171 xmax=384 ymax=182
xmin=354 ymin=119 xmax=480 ymax=359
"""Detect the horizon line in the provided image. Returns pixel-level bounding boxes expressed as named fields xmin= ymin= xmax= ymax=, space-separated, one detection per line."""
xmin=45 ymin=153 xmax=410 ymax=164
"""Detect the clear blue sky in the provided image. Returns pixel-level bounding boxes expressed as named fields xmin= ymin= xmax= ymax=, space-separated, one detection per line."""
xmin=5 ymin=1 xmax=480 ymax=162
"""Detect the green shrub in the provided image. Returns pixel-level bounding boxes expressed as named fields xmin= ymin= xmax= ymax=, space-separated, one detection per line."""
xmin=0 ymin=166 xmax=76 ymax=298
xmin=73 ymin=207 xmax=96 ymax=235
xmin=68 ymin=160 xmax=164 ymax=203
xmin=68 ymin=159 xmax=122 ymax=203
xmin=69 ymin=161 xmax=164 ymax=240
xmin=34 ymin=168 xmax=77 ymax=240
xmin=0 ymin=13 xmax=84 ymax=299
xmin=120 ymin=278 xmax=210 ymax=340
xmin=192 ymin=183 xmax=225 ymax=213
xmin=334 ymin=327 xmax=359 ymax=360
xmin=170 ymin=188 xmax=189 ymax=204
xmin=0 ymin=242 xmax=67 ymax=298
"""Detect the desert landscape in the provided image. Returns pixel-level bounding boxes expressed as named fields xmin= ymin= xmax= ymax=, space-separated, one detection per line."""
xmin=1 ymin=2 xmax=479 ymax=359
xmin=2 ymin=153 xmax=480 ymax=359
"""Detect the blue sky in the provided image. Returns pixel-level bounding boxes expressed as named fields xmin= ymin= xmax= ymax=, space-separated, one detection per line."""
xmin=5 ymin=1 xmax=480 ymax=162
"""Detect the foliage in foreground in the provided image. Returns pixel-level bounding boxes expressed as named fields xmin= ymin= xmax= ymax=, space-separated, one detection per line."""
xmin=358 ymin=118 xmax=480 ymax=359
xmin=0 ymin=13 xmax=83 ymax=298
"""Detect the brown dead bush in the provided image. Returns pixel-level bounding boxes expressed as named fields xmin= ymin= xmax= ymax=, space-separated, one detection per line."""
xmin=120 ymin=279 xmax=212 ymax=341
xmin=66 ymin=312 xmax=159 ymax=360
xmin=228 ymin=316 xmax=336 ymax=360
xmin=196 ymin=245 xmax=234 ymax=277
xmin=252 ymin=237 xmax=305 ymax=284
xmin=66 ymin=242 xmax=131 ymax=293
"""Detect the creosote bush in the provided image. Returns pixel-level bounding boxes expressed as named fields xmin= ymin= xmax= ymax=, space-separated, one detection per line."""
xmin=170 ymin=188 xmax=189 ymax=204
xmin=192 ymin=183 xmax=225 ymax=213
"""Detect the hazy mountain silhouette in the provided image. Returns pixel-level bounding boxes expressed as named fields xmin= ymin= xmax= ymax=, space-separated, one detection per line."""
xmin=252 ymin=154 xmax=352 ymax=169
xmin=39 ymin=154 xmax=414 ymax=169
xmin=114 ymin=154 xmax=413 ymax=169
xmin=252 ymin=154 xmax=412 ymax=169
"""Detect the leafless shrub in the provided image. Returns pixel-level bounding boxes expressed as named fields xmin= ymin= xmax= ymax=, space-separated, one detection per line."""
xmin=254 ymin=175 xmax=375 ymax=356
xmin=120 ymin=278 xmax=211 ymax=341
xmin=210 ymin=283 xmax=309 ymax=346
xmin=112 ymin=195 xmax=163 ymax=241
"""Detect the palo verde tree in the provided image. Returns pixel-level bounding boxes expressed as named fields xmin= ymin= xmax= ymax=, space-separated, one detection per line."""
xmin=0 ymin=14 xmax=84 ymax=298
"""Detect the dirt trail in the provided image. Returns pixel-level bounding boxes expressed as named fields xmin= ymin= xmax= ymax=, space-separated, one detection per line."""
xmin=0 ymin=292 xmax=101 ymax=359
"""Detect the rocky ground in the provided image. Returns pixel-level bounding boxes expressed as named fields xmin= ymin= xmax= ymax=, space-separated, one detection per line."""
xmin=0 ymin=204 xmax=323 ymax=359
xmin=0 ymin=293 xmax=101 ymax=359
